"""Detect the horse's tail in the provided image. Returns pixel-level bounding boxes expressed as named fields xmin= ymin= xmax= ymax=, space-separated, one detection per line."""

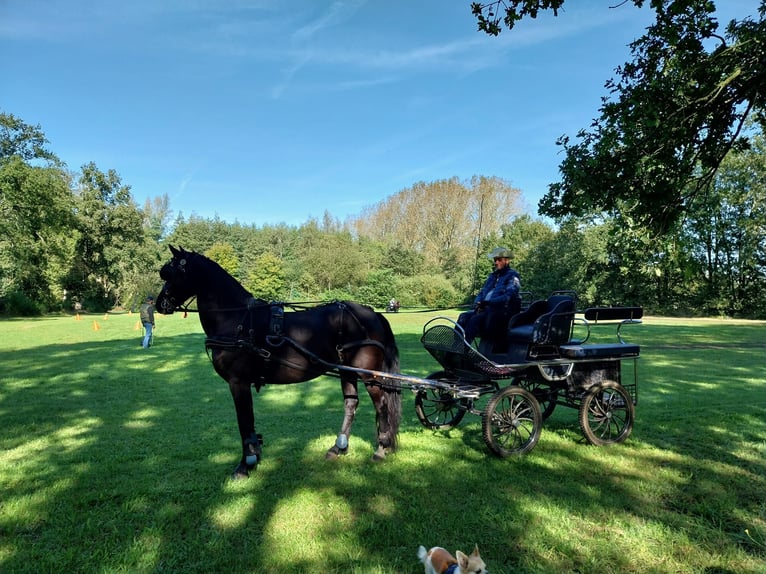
xmin=378 ymin=312 xmax=402 ymax=451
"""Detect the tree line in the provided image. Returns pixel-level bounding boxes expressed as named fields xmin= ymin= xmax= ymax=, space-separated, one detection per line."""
xmin=1 ymin=111 xmax=764 ymax=318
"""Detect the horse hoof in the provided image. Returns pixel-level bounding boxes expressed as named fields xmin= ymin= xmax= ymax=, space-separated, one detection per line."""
xmin=371 ymin=446 xmax=388 ymax=461
xmin=231 ymin=463 xmax=251 ymax=479
xmin=325 ymin=445 xmax=348 ymax=459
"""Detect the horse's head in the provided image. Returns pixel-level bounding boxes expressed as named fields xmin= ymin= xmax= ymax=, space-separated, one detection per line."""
xmin=156 ymin=245 xmax=198 ymax=314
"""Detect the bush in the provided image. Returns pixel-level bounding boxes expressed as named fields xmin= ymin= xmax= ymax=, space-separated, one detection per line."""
xmin=0 ymin=290 xmax=43 ymax=316
xmin=398 ymin=274 xmax=461 ymax=308
xmin=320 ymin=287 xmax=356 ymax=302
xmin=356 ymin=269 xmax=398 ymax=308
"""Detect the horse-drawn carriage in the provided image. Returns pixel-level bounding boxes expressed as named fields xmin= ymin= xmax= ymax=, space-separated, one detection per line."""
xmin=156 ymin=247 xmax=642 ymax=478
xmin=414 ymin=292 xmax=642 ymax=457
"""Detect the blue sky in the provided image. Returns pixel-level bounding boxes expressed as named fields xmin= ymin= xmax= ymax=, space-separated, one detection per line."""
xmin=2 ymin=1 xmax=760 ymax=226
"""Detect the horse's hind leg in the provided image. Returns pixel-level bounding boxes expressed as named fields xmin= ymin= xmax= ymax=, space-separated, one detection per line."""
xmin=326 ymin=377 xmax=359 ymax=459
xmin=228 ymin=381 xmax=261 ymax=479
xmin=366 ymin=382 xmax=400 ymax=461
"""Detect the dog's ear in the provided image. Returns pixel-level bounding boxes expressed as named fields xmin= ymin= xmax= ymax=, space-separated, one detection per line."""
xmin=456 ymin=550 xmax=469 ymax=569
xmin=472 ymin=543 xmax=480 ymax=557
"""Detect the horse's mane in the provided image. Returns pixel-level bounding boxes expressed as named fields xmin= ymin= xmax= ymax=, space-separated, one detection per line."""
xmin=187 ymin=250 xmax=254 ymax=303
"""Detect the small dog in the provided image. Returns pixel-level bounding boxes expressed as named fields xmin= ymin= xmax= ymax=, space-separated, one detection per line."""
xmin=417 ymin=544 xmax=487 ymax=574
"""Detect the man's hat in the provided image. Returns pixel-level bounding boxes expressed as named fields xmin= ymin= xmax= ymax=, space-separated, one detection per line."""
xmin=146 ymin=295 xmax=154 ymax=301
xmin=488 ymin=247 xmax=512 ymax=259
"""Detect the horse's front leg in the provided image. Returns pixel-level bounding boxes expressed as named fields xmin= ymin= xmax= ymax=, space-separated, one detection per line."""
xmin=228 ymin=381 xmax=261 ymax=479
xmin=326 ymin=377 xmax=359 ymax=459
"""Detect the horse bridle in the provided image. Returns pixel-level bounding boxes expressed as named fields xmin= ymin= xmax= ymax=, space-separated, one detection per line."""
xmin=159 ymin=256 xmax=198 ymax=314
xmin=159 ymin=280 xmax=197 ymax=314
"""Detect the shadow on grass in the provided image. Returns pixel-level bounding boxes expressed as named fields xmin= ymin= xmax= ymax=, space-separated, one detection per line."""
xmin=0 ymin=326 xmax=764 ymax=573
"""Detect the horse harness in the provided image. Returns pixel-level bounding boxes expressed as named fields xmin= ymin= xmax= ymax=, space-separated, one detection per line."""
xmin=203 ymin=300 xmax=386 ymax=381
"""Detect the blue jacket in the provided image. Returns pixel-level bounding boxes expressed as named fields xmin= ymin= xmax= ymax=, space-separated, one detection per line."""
xmin=474 ymin=266 xmax=521 ymax=308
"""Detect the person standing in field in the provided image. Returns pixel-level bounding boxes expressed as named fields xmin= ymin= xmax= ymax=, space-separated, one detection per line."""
xmin=140 ymin=295 xmax=155 ymax=348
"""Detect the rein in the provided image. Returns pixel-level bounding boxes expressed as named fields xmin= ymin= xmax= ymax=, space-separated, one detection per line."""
xmin=201 ymin=300 xmax=390 ymax=385
xmin=170 ymin=297 xmax=341 ymax=315
xmin=203 ymin=332 xmax=390 ymax=386
xmin=176 ymin=296 xmax=198 ymax=316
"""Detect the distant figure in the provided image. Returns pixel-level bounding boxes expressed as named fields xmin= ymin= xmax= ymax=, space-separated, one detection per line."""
xmin=457 ymin=247 xmax=521 ymax=344
xmin=387 ymin=298 xmax=400 ymax=313
xmin=140 ymin=295 xmax=155 ymax=348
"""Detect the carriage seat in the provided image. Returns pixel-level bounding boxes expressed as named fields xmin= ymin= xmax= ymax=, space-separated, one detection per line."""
xmin=475 ymin=293 xmax=523 ymax=356
xmin=506 ymin=294 xmax=576 ymax=345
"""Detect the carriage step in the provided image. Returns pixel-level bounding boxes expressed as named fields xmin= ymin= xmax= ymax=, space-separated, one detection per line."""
xmin=559 ymin=343 xmax=640 ymax=359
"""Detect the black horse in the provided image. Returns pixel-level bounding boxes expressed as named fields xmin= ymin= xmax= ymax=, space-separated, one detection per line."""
xmin=156 ymin=246 xmax=401 ymax=478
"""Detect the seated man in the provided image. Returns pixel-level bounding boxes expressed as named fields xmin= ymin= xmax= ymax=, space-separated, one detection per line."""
xmin=458 ymin=247 xmax=521 ymax=344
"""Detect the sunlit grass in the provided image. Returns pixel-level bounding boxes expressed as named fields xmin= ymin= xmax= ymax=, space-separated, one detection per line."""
xmin=0 ymin=310 xmax=764 ymax=573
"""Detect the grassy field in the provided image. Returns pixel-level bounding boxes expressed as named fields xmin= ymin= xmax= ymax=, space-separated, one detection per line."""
xmin=0 ymin=309 xmax=764 ymax=573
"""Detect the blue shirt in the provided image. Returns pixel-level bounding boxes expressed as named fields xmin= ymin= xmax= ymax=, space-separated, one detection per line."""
xmin=474 ymin=266 xmax=521 ymax=308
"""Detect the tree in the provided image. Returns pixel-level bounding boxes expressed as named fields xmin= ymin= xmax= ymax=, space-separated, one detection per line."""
xmin=205 ymin=242 xmax=240 ymax=278
xmin=682 ymin=129 xmax=766 ymax=315
xmin=142 ymin=194 xmax=172 ymax=243
xmin=350 ymin=176 xmax=523 ymax=279
xmin=380 ymin=243 xmax=424 ymax=277
xmin=498 ymin=215 xmax=556 ymax=296
xmin=166 ymin=213 xmax=217 ymax=253
xmin=0 ymin=157 xmax=74 ymax=311
xmin=473 ymin=1 xmax=766 ymax=235
xmin=297 ymin=221 xmax=370 ymax=293
xmin=244 ymin=252 xmax=285 ymax=300
xmin=69 ymin=163 xmax=145 ymax=310
xmin=0 ymin=114 xmax=72 ymax=313
xmin=0 ymin=111 xmax=60 ymax=165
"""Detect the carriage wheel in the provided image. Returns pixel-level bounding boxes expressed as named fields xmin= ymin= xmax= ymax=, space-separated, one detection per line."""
xmin=482 ymin=386 xmax=542 ymax=457
xmin=414 ymin=371 xmax=469 ymax=430
xmin=578 ymin=381 xmax=634 ymax=446
xmin=514 ymin=376 xmax=558 ymax=420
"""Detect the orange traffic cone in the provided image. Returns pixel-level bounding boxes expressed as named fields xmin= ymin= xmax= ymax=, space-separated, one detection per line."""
xmin=134 ymin=321 xmax=141 ymax=331
xmin=92 ymin=320 xmax=100 ymax=331
xmin=75 ymin=313 xmax=81 ymax=321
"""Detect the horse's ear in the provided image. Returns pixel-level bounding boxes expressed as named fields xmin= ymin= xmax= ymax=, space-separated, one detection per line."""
xmin=169 ymin=245 xmax=180 ymax=257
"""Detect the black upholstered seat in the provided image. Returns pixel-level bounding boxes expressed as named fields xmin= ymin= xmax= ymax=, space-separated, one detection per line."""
xmin=507 ymin=294 xmax=575 ymax=345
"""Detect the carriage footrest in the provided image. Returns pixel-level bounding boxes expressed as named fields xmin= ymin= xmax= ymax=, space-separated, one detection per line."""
xmin=421 ymin=324 xmax=519 ymax=379
xmin=559 ymin=343 xmax=640 ymax=359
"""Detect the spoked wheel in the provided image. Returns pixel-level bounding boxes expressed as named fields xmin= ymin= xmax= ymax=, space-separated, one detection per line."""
xmin=514 ymin=376 xmax=558 ymax=420
xmin=482 ymin=386 xmax=542 ymax=457
xmin=414 ymin=371 xmax=470 ymax=430
xmin=578 ymin=381 xmax=635 ymax=446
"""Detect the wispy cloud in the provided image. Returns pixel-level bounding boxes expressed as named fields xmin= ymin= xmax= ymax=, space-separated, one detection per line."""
xmin=270 ymin=0 xmax=368 ymax=98
xmin=332 ymin=76 xmax=397 ymax=90
xmin=271 ymin=51 xmax=314 ymax=99
xmin=268 ymin=9 xmax=627 ymax=96
xmin=292 ymin=0 xmax=366 ymax=42
xmin=174 ymin=166 xmax=202 ymax=202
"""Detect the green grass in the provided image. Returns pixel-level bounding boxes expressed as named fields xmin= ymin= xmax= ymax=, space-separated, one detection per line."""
xmin=0 ymin=310 xmax=764 ymax=573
